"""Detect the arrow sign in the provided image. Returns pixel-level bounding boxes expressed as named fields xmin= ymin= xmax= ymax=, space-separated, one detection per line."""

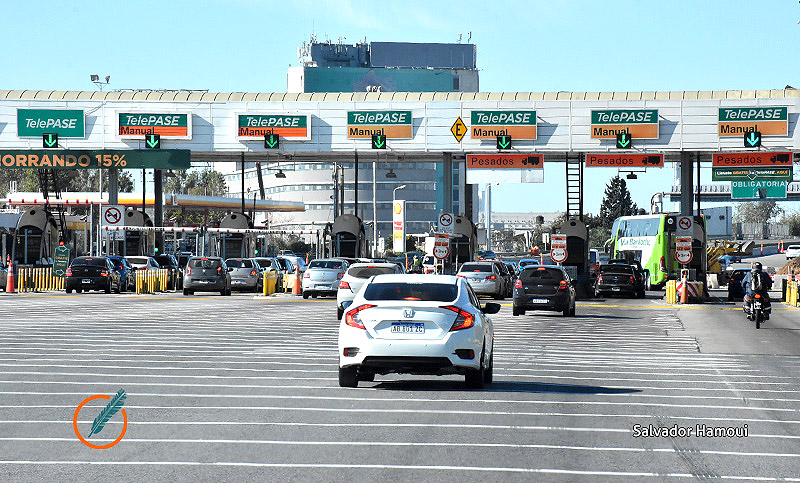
xmin=616 ymin=132 xmax=631 ymax=149
xmin=264 ymin=134 xmax=279 ymax=149
xmin=496 ymin=135 xmax=511 ymax=150
xmin=744 ymin=131 xmax=761 ymax=148
xmin=145 ymin=134 xmax=161 ymax=149
xmin=371 ymin=134 xmax=386 ymax=149
xmin=42 ymin=133 xmax=58 ymax=148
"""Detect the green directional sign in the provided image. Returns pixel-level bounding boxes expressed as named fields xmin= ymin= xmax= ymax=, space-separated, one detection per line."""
xmin=616 ymin=132 xmax=631 ymax=149
xmin=744 ymin=130 xmax=761 ymax=148
xmin=712 ymin=167 xmax=792 ymax=182
xmin=731 ymin=180 xmax=787 ymax=199
xmin=264 ymin=134 xmax=280 ymax=149
xmin=52 ymin=244 xmax=71 ymax=278
xmin=145 ymin=134 xmax=161 ymax=149
xmin=371 ymin=134 xmax=386 ymax=149
xmin=17 ymin=109 xmax=85 ymax=138
xmin=496 ymin=135 xmax=512 ymax=150
xmin=42 ymin=133 xmax=58 ymax=148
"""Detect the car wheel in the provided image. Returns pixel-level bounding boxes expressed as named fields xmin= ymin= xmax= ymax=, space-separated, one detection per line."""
xmin=183 ymin=288 xmax=190 ymax=296
xmin=75 ymin=288 xmax=82 ymax=293
xmin=483 ymin=352 xmax=493 ymax=384
xmin=493 ymin=291 xmax=504 ymax=300
xmin=337 ymin=306 xmax=344 ymax=319
xmin=465 ymin=345 xmax=486 ymax=389
xmin=105 ymin=282 xmax=111 ymax=294
xmin=66 ymin=288 xmax=72 ymax=294
xmin=569 ymin=305 xmax=576 ymax=317
xmin=302 ymin=292 xmax=309 ymax=299
xmin=114 ymin=282 xmax=121 ymax=294
xmin=512 ymin=306 xmax=520 ymax=316
xmin=727 ymin=293 xmax=734 ymax=302
xmin=220 ymin=289 xmax=226 ymax=296
xmin=226 ymin=287 xmax=232 ymax=296
xmin=338 ymin=366 xmax=359 ymax=388
xmin=312 ymin=293 xmax=318 ymax=298
xmin=562 ymin=306 xmax=571 ymax=317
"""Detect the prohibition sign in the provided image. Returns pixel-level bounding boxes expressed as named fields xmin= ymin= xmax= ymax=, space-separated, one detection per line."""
xmin=677 ymin=216 xmax=692 ymax=231
xmin=439 ymin=213 xmax=453 ymax=229
xmin=104 ymin=207 xmax=122 ymax=225
xmin=72 ymin=394 xmax=128 ymax=449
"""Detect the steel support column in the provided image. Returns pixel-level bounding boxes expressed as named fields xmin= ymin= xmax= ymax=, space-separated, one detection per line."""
xmin=442 ymin=152 xmax=453 ymax=214
xmin=680 ymin=151 xmax=694 ymax=216
xmin=154 ymin=169 xmax=163 ymax=253
xmin=108 ymin=169 xmax=118 ymax=205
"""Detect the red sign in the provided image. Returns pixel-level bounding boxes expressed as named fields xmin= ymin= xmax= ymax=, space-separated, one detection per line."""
xmin=585 ymin=153 xmax=664 ymax=167
xmin=550 ymin=234 xmax=568 ymax=263
xmin=467 ymin=154 xmax=543 ymax=169
xmin=712 ymin=152 xmax=792 ymax=167
xmin=675 ymin=237 xmax=693 ymax=264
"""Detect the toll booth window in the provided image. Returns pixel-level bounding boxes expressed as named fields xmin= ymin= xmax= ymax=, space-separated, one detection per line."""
xmin=226 ymin=259 xmax=254 ymax=269
xmin=348 ymin=266 xmax=397 ymax=279
xmin=364 ymin=282 xmax=458 ymax=302
xmin=189 ymin=259 xmax=222 ymax=269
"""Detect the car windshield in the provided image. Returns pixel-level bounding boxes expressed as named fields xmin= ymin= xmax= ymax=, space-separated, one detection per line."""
xmin=226 ymin=259 xmax=253 ymax=269
xmin=363 ymin=282 xmax=458 ymax=302
xmin=308 ymin=260 xmax=343 ymax=270
xmin=189 ymin=259 xmax=222 ymax=269
xmin=459 ymin=263 xmax=492 ymax=273
xmin=153 ymin=256 xmax=173 ymax=266
xmin=72 ymin=257 xmax=106 ymax=267
xmin=599 ymin=265 xmax=633 ymax=275
xmin=348 ymin=266 xmax=397 ymax=278
xmin=521 ymin=267 xmax=564 ymax=281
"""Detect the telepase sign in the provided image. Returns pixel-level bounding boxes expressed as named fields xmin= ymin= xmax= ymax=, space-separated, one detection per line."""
xmin=17 ymin=109 xmax=85 ymax=138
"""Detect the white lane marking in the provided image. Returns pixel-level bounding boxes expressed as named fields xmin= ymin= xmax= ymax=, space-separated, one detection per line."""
xmin=2 ymin=403 xmax=799 ymax=419
xmin=1 ymin=460 xmax=798 ymax=480
xmin=2 ymin=437 xmax=800 ymax=459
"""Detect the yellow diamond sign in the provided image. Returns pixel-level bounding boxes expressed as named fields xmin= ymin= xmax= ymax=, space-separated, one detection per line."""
xmin=451 ymin=117 xmax=467 ymax=142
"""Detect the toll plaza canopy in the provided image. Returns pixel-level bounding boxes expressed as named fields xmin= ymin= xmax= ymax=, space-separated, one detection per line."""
xmin=0 ymin=89 xmax=798 ymax=164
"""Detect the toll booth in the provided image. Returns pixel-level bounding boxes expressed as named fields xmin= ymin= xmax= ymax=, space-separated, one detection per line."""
xmin=559 ymin=218 xmax=591 ymax=299
xmin=11 ymin=208 xmax=59 ymax=266
xmin=116 ymin=209 xmax=155 ymax=256
xmin=450 ymin=215 xmax=477 ymax=272
xmin=326 ymin=214 xmax=366 ymax=259
xmin=216 ymin=212 xmax=255 ymax=259
xmin=664 ymin=214 xmax=707 ymax=282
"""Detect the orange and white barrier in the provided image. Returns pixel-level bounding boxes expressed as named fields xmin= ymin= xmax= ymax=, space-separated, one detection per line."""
xmin=676 ymin=280 xmax=703 ymax=303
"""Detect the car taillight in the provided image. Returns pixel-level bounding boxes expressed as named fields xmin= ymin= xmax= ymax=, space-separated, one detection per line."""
xmin=186 ymin=267 xmax=191 ymax=276
xmin=217 ymin=267 xmax=222 ymax=275
xmin=660 ymin=256 xmax=666 ymax=273
xmin=514 ymin=279 xmax=522 ymax=289
xmin=66 ymin=267 xmax=72 ymax=276
xmin=250 ymin=270 xmax=257 ymax=276
xmin=598 ymin=274 xmax=603 ymax=282
xmin=303 ymin=272 xmax=310 ymax=278
xmin=100 ymin=269 xmax=108 ymax=277
xmin=339 ymin=280 xmax=351 ymax=290
xmin=630 ymin=275 xmax=635 ymax=282
xmin=754 ymin=293 xmax=762 ymax=299
xmin=486 ymin=275 xmax=496 ymax=280
xmin=559 ymin=280 xmax=568 ymax=290
xmin=442 ymin=306 xmax=475 ymax=331
xmin=344 ymin=304 xmax=375 ymax=329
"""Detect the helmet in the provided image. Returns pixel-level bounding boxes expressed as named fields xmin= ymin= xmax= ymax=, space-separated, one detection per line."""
xmin=753 ymin=262 xmax=762 ymax=272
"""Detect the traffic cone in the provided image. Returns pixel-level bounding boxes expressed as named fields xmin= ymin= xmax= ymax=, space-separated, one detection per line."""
xmin=679 ymin=278 xmax=688 ymax=304
xmin=292 ymin=264 xmax=301 ymax=295
xmin=6 ymin=260 xmax=15 ymax=293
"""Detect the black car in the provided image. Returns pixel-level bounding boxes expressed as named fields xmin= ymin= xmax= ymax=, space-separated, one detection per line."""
xmin=152 ymin=254 xmax=182 ymax=290
xmin=512 ymin=265 xmax=576 ymax=317
xmin=607 ymin=258 xmax=648 ymax=291
xmin=727 ymin=269 xmax=749 ymax=302
xmin=595 ymin=264 xmax=643 ymax=298
xmin=66 ymin=256 xmax=123 ymax=294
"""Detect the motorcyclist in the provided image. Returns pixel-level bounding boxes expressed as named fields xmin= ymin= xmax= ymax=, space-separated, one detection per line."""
xmin=741 ymin=262 xmax=772 ymax=319
xmin=412 ymin=255 xmax=422 ymax=273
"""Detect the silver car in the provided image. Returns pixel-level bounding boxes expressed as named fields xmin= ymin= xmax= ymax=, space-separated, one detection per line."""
xmin=225 ymin=258 xmax=262 ymax=293
xmin=457 ymin=262 xmax=505 ymax=300
xmin=302 ymin=258 xmax=348 ymax=299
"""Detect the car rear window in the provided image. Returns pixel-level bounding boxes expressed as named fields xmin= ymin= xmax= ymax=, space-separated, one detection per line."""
xmin=72 ymin=257 xmax=107 ymax=267
xmin=519 ymin=260 xmax=539 ymax=267
xmin=309 ymin=260 xmax=343 ymax=270
xmin=363 ymin=282 xmax=458 ymax=302
xmin=520 ymin=267 xmax=564 ymax=281
xmin=730 ymin=270 xmax=748 ymax=281
xmin=460 ymin=263 xmax=492 ymax=273
xmin=227 ymin=259 xmax=254 ymax=269
xmin=348 ymin=266 xmax=397 ymax=278
xmin=189 ymin=259 xmax=222 ymax=269
xmin=599 ymin=265 xmax=634 ymax=275
xmin=255 ymin=259 xmax=273 ymax=269
xmin=789 ymin=246 xmax=800 ymax=250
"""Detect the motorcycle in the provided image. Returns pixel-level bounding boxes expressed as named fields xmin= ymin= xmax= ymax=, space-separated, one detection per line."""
xmin=746 ymin=293 xmax=767 ymax=329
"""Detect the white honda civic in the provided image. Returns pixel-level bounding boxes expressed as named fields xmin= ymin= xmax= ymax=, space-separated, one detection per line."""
xmin=337 ymin=274 xmax=498 ymax=389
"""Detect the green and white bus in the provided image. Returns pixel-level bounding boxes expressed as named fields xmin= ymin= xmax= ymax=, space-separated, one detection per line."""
xmin=608 ymin=214 xmax=706 ymax=289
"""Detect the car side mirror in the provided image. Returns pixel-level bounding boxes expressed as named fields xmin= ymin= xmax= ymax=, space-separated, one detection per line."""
xmin=482 ymin=302 xmax=501 ymax=314
xmin=227 ymin=267 xmax=234 ymax=272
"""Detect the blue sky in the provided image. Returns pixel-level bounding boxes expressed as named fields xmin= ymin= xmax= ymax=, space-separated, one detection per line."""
xmin=2 ymin=0 xmax=799 ymax=214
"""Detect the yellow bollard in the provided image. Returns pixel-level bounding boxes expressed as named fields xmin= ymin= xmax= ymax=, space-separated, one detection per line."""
xmin=665 ymin=280 xmax=676 ymax=304
xmin=262 ymin=270 xmax=268 ymax=296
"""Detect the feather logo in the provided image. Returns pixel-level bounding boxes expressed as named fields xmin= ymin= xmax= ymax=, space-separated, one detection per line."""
xmin=87 ymin=389 xmax=127 ymax=438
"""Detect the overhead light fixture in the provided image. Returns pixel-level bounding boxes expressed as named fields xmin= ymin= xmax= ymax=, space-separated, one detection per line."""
xmin=626 ymin=173 xmax=638 ymax=180
xmin=90 ymin=74 xmax=99 ymax=82
xmin=275 ymin=169 xmax=286 ymax=179
xmin=385 ymin=169 xmax=397 ymax=179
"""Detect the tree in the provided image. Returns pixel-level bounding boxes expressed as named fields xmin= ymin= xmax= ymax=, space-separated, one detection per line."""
xmin=0 ymin=168 xmax=133 ymax=196
xmin=598 ymin=176 xmax=638 ymax=228
xmin=734 ymin=201 xmax=783 ymax=223
xmin=163 ymin=168 xmax=229 ymax=226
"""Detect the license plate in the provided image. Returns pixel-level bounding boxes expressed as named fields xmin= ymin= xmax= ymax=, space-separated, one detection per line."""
xmin=754 ymin=302 xmax=762 ymax=309
xmin=612 ymin=287 xmax=621 ymax=291
xmin=530 ymin=298 xmax=548 ymax=304
xmin=232 ymin=280 xmax=245 ymax=284
xmin=316 ymin=284 xmax=329 ymax=289
xmin=391 ymin=323 xmax=425 ymax=334
xmin=82 ymin=279 xmax=91 ymax=284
